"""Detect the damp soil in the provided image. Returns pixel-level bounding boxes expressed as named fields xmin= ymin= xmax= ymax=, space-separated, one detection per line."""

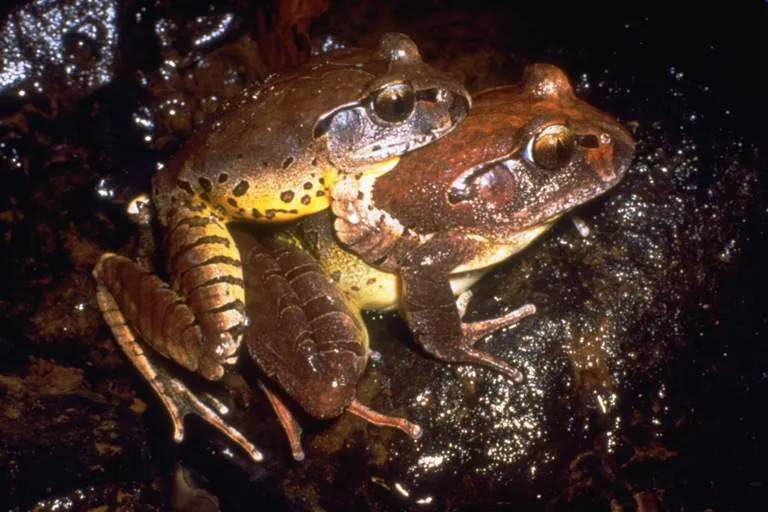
xmin=1 ymin=1 xmax=766 ymax=511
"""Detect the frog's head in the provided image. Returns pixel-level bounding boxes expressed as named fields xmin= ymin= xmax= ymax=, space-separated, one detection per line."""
xmin=370 ymin=63 xmax=634 ymax=238
xmin=447 ymin=64 xmax=634 ymax=235
xmin=313 ymin=33 xmax=471 ymax=169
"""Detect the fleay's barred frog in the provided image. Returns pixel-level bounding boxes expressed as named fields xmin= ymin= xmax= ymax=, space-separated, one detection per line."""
xmin=92 ymin=33 xmax=470 ymax=461
xmin=233 ymin=63 xmax=634 ymax=457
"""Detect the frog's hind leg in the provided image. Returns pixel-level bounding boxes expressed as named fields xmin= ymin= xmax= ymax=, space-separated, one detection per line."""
xmin=95 ymin=280 xmax=263 ymax=462
xmin=258 ymin=381 xmax=306 ymax=462
xmin=94 ymin=201 xmax=247 ymax=381
xmin=238 ymin=233 xmax=422 ymax=456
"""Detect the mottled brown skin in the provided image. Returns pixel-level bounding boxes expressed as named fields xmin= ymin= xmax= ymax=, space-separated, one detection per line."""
xmin=233 ymin=230 xmax=367 ymax=420
xmin=91 ymin=33 xmax=469 ymax=460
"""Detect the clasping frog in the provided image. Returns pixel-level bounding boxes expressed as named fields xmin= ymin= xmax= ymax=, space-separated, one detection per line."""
xmin=92 ymin=33 xmax=470 ymax=461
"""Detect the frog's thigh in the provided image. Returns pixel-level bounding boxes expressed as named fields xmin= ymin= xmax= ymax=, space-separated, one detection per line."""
xmin=239 ymin=234 xmax=367 ymax=419
xmin=94 ymin=203 xmax=246 ymax=381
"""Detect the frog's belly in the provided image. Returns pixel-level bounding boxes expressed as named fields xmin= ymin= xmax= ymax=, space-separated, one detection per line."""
xmin=333 ymin=263 xmax=489 ymax=312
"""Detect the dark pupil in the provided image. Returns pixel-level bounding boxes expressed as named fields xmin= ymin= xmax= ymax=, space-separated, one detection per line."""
xmin=375 ymin=85 xmax=414 ymax=122
xmin=388 ymin=93 xmax=405 ymax=117
xmin=536 ymin=133 xmax=571 ymax=169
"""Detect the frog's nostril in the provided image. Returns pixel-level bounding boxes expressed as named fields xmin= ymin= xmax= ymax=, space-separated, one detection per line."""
xmin=579 ymin=134 xmax=600 ymax=148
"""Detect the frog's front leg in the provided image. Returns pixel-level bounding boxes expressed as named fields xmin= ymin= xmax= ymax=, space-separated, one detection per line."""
xmin=398 ymin=234 xmax=532 ymax=383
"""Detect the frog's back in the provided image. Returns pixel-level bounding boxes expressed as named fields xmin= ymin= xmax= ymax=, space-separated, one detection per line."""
xmin=157 ymin=33 xmax=471 ymax=224
xmin=168 ymin=51 xmax=384 ymax=222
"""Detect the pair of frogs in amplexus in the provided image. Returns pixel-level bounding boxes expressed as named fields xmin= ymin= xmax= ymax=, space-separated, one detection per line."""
xmin=93 ymin=33 xmax=634 ymax=462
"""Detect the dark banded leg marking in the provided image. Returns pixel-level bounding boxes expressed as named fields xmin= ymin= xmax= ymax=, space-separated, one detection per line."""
xmin=95 ymin=281 xmax=263 ymax=462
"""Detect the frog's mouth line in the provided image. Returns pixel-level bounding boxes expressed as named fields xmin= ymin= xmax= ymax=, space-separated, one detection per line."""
xmin=357 ymin=130 xmax=446 ymax=159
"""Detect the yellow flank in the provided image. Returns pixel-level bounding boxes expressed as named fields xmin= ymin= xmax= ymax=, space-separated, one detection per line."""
xmin=452 ymin=222 xmax=556 ymax=274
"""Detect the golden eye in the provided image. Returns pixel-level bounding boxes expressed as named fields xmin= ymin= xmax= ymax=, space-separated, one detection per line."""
xmin=527 ymin=124 xmax=575 ymax=170
xmin=372 ymin=82 xmax=415 ymax=123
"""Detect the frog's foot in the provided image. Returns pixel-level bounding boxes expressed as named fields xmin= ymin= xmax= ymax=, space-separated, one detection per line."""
xmin=96 ymin=284 xmax=263 ymax=462
xmin=258 ymin=382 xmax=305 ymax=462
xmin=347 ymin=400 xmax=422 ymax=439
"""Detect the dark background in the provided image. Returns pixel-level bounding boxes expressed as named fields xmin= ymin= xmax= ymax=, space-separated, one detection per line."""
xmin=1 ymin=1 xmax=765 ymax=510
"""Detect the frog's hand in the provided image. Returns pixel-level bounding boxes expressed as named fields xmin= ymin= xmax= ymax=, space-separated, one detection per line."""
xmin=398 ymin=234 xmax=533 ymax=383
xmin=94 ymin=277 xmax=263 ymax=462
xmin=331 ymin=172 xmax=421 ymax=270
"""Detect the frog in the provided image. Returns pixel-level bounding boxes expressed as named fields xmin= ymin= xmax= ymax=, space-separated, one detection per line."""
xmin=92 ymin=33 xmax=470 ymax=461
xmin=232 ymin=62 xmax=634 ymax=458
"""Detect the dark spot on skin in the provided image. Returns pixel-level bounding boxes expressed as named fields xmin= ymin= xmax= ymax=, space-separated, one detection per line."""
xmin=311 ymin=158 xmax=318 ymax=166
xmin=252 ymin=208 xmax=262 ymax=218
xmin=215 ymin=204 xmax=227 ymax=214
xmin=355 ymin=173 xmax=362 ymax=181
xmin=176 ymin=180 xmax=194 ymax=196
xmin=303 ymin=182 xmax=313 ymax=190
xmin=199 ymin=193 xmax=210 ymax=203
xmin=316 ymin=190 xmax=325 ymax=197
xmin=357 ymin=191 xmax=365 ymax=200
xmin=366 ymin=278 xmax=376 ymax=285
xmin=218 ymin=173 xmax=229 ymax=183
xmin=198 ymin=177 xmax=212 ymax=193
xmin=236 ymin=153 xmax=244 ymax=159
xmin=280 ymin=190 xmax=295 ymax=203
xmin=368 ymin=205 xmax=374 ymax=210
xmin=233 ymin=180 xmax=249 ymax=197
xmin=370 ymin=144 xmax=381 ymax=152
xmin=227 ymin=198 xmax=238 ymax=208
xmin=289 ymin=209 xmax=298 ymax=214
xmin=266 ymin=209 xmax=276 ymax=219
xmin=282 ymin=156 xmax=295 ymax=169
xmin=330 ymin=271 xmax=341 ymax=282
xmin=351 ymin=285 xmax=360 ymax=292
xmin=301 ymin=195 xmax=311 ymax=205
xmin=318 ymin=177 xmax=325 ymax=185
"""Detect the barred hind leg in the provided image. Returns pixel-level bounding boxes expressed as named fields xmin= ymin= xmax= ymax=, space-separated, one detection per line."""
xmin=94 ymin=277 xmax=263 ymax=461
xmin=92 ymin=203 xmax=253 ymax=457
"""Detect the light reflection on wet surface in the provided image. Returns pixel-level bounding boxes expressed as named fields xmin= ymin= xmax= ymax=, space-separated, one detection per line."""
xmin=1 ymin=0 xmax=117 ymax=94
xmin=1 ymin=1 xmax=765 ymax=510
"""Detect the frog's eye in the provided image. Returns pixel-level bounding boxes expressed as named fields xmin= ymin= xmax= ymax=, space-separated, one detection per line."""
xmin=372 ymin=82 xmax=415 ymax=123
xmin=525 ymin=124 xmax=575 ymax=170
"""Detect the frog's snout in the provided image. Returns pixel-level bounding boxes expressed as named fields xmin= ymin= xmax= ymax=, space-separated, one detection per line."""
xmin=585 ymin=122 xmax=635 ymax=184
